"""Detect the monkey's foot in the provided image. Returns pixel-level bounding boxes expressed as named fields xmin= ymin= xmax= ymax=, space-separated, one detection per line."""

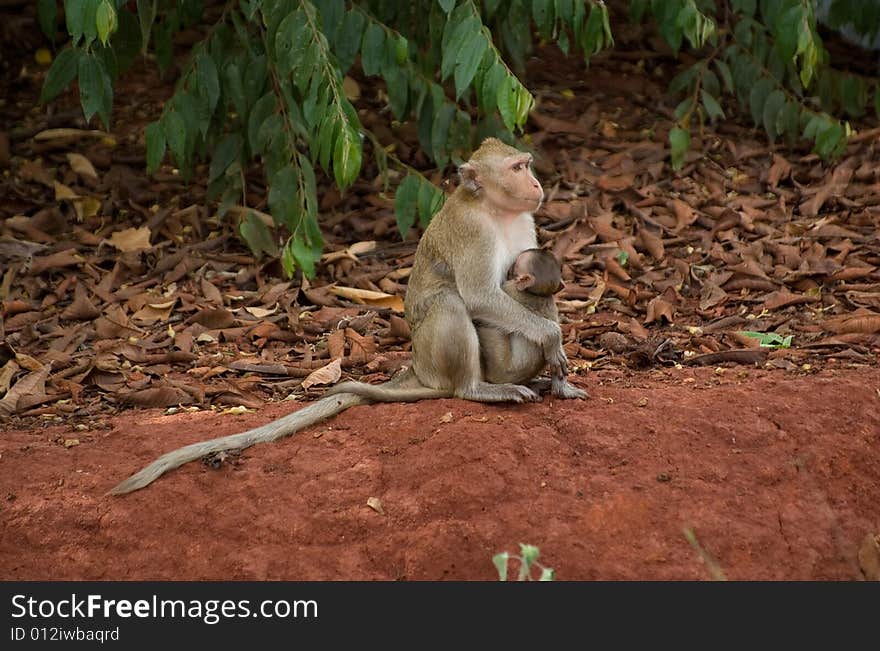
xmin=527 ymin=378 xmax=552 ymax=394
xmin=459 ymin=382 xmax=540 ymax=403
xmin=551 ymin=378 xmax=589 ymax=400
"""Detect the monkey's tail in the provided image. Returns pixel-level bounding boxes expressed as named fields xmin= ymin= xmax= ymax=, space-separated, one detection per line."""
xmin=325 ymin=367 xmax=451 ymax=402
xmin=107 ymin=392 xmax=366 ymax=496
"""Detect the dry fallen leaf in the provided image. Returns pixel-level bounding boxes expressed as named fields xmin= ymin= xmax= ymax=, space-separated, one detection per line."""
xmin=0 ymin=360 xmax=20 ymax=395
xmin=66 ymin=153 xmax=98 ymax=180
xmin=34 ymin=128 xmax=109 ymax=141
xmin=106 ymin=226 xmax=152 ymax=252
xmin=53 ymin=181 xmax=79 ymax=200
xmin=0 ymin=364 xmax=50 ymax=415
xmin=439 ymin=411 xmax=454 ymax=423
xmin=73 ymin=196 xmax=101 ymax=220
xmin=366 ymin=497 xmax=384 ymax=515
xmin=301 ymin=358 xmax=342 ymax=390
xmin=343 ymin=76 xmax=361 ymax=101
xmin=244 ymin=306 xmax=278 ymax=318
xmin=645 ymin=296 xmax=675 ymax=324
xmin=330 ymin=285 xmax=405 ymax=312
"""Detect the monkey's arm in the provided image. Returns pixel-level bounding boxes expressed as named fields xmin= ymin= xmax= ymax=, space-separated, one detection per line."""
xmin=458 ymin=268 xmax=564 ymax=370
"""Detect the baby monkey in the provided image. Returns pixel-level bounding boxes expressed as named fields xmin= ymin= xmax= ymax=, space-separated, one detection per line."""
xmin=478 ymin=248 xmax=587 ymax=399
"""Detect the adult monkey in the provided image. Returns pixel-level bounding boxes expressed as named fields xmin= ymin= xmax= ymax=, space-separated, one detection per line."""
xmin=109 ymin=138 xmax=585 ymax=495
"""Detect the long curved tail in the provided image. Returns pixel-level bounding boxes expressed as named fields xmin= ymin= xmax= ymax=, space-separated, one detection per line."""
xmin=325 ymin=367 xmax=451 ymax=402
xmin=107 ymin=392 xmax=366 ymax=495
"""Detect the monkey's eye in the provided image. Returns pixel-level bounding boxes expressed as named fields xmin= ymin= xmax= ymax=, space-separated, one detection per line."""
xmin=512 ymin=163 xmax=522 ymax=172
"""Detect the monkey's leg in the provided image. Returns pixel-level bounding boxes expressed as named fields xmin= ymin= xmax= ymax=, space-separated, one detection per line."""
xmin=414 ymin=292 xmax=539 ymax=403
xmin=479 ymin=328 xmax=546 ymax=385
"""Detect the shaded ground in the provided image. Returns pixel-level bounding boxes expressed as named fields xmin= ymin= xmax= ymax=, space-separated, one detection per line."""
xmin=1 ymin=5 xmax=879 ymax=580
xmin=1 ymin=366 xmax=878 ymax=580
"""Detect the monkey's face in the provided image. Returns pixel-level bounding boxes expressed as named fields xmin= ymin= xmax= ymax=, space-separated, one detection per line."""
xmin=484 ymin=154 xmax=544 ymax=214
xmin=460 ymin=146 xmax=544 ymax=216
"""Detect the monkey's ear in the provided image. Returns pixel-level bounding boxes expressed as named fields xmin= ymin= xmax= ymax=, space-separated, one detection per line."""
xmin=514 ymin=273 xmax=534 ymax=292
xmin=458 ymin=163 xmax=481 ymax=193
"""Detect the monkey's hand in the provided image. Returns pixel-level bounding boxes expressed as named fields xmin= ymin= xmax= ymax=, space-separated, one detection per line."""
xmin=542 ymin=323 xmax=567 ymax=374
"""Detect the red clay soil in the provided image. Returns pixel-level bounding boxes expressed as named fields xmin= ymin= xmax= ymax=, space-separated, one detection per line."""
xmin=1 ymin=365 xmax=878 ymax=581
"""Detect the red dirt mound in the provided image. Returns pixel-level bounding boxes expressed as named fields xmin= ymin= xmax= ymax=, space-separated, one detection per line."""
xmin=1 ymin=366 xmax=878 ymax=580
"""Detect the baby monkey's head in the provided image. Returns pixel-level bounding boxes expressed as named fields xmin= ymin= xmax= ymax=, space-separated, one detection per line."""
xmin=509 ymin=248 xmax=563 ymax=296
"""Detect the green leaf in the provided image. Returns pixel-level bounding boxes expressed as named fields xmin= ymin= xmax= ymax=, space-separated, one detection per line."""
xmin=145 ymin=121 xmax=166 ymax=174
xmin=65 ymin=0 xmax=96 ymax=44
xmin=539 ymin=567 xmax=555 ymax=581
xmin=616 ymin=249 xmax=629 ymax=267
xmin=492 ymin=552 xmax=509 ymax=581
xmin=714 ymin=59 xmax=734 ymax=93
xmin=431 ymin=103 xmax=455 ymax=167
xmin=225 ymin=62 xmax=247 ymax=118
xmin=674 ymin=97 xmax=694 ymax=121
xmin=774 ymin=4 xmax=801 ymax=61
xmin=748 ymin=78 xmax=774 ymax=126
xmin=361 ymin=22 xmax=385 ymax=77
xmin=438 ymin=0 xmax=456 ymax=13
xmin=761 ymin=89 xmax=786 ymax=140
xmin=630 ymin=0 xmax=649 ymax=23
xmin=269 ymin=165 xmax=297 ymax=229
xmin=40 ymin=47 xmax=80 ymax=103
xmin=315 ymin=115 xmax=339 ymax=173
xmin=583 ymin=1 xmax=606 ymax=55
xmin=778 ymin=100 xmax=800 ymax=142
xmin=840 ymin=76 xmax=867 ymax=118
xmin=161 ymin=110 xmax=187 ymax=167
xmin=37 ymin=0 xmax=57 ymax=41
xmin=669 ymin=126 xmax=690 ymax=171
xmin=315 ymin=0 xmax=344 ymax=43
xmin=731 ymin=0 xmax=756 ymax=16
xmin=78 ymin=53 xmax=113 ymax=128
xmin=136 ymin=0 xmax=156 ymax=53
xmin=153 ymin=17 xmax=173 ymax=71
xmin=454 ymin=33 xmax=488 ymax=100
xmin=519 ymin=544 xmax=540 ymax=566
xmin=394 ymin=174 xmax=420 ymax=239
xmin=275 ymin=10 xmax=309 ymax=76
xmin=417 ymin=178 xmax=444 ymax=227
xmin=700 ymin=90 xmax=725 ymax=122
xmin=209 ymin=134 xmax=241 ymax=183
xmin=385 ymin=65 xmax=409 ymax=120
xmin=496 ymin=74 xmax=518 ymax=132
xmin=479 ymin=61 xmax=506 ymax=115
xmin=737 ymin=331 xmax=792 ymax=348
xmin=244 ymin=54 xmax=268 ymax=112
xmin=196 ymin=51 xmax=220 ymax=113
xmin=668 ymin=65 xmax=697 ymax=96
xmin=289 ymin=230 xmax=321 ymax=279
xmin=248 ymin=92 xmax=277 ymax=154
xmin=334 ymin=10 xmax=366 ymax=73
xmin=441 ymin=15 xmax=479 ymax=81
xmin=240 ymin=211 xmax=279 ymax=259
xmin=111 ymin=8 xmax=142 ymax=74
xmin=532 ymin=0 xmax=554 ymax=37
xmin=95 ymin=0 xmax=117 ymax=45
xmin=333 ymin=127 xmax=362 ymax=190
xmin=815 ymin=121 xmax=845 ymax=159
